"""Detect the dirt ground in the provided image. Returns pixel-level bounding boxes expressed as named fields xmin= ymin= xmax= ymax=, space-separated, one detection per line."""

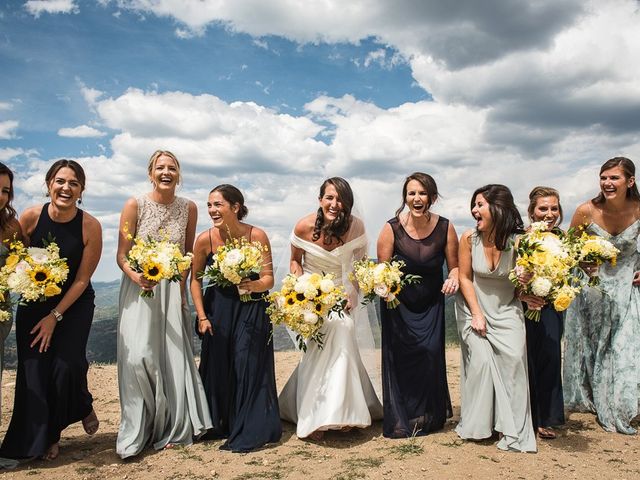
xmin=1 ymin=349 xmax=638 ymax=480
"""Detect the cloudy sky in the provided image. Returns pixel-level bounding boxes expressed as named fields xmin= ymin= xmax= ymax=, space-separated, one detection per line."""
xmin=2 ymin=0 xmax=640 ymax=281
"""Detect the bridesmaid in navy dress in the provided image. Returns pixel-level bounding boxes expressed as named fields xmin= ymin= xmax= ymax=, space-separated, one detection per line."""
xmin=524 ymin=187 xmax=565 ymax=439
xmin=190 ymin=184 xmax=281 ymax=452
xmin=377 ymin=173 xmax=459 ymax=437
xmin=0 ymin=160 xmax=102 ymax=461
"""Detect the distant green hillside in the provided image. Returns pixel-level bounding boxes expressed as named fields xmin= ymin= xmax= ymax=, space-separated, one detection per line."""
xmin=3 ymin=281 xmax=460 ymax=367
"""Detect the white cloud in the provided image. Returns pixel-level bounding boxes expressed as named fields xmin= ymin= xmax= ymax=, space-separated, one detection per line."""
xmin=0 ymin=102 xmax=13 ymax=111
xmin=0 ymin=147 xmax=25 ymax=162
xmin=0 ymin=120 xmax=19 ymax=139
xmin=58 ymin=125 xmax=107 ymax=138
xmin=24 ymin=0 xmax=79 ymax=17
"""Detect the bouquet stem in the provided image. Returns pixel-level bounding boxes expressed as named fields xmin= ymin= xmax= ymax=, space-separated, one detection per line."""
xmin=238 ymin=286 xmax=251 ymax=302
xmin=139 ymin=289 xmax=155 ymax=298
xmin=385 ymin=297 xmax=400 ymax=309
xmin=525 ymin=308 xmax=541 ymax=322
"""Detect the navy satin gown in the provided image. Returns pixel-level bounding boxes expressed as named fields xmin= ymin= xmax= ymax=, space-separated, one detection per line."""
xmin=198 ymin=248 xmax=281 ymax=452
xmin=525 ymin=305 xmax=565 ymax=430
xmin=381 ymin=216 xmax=452 ymax=438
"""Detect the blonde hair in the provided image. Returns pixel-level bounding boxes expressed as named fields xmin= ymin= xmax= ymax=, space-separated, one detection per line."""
xmin=147 ymin=150 xmax=182 ymax=186
xmin=527 ymin=186 xmax=563 ymax=225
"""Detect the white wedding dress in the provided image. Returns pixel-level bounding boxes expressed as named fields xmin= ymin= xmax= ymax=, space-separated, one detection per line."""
xmin=279 ymin=222 xmax=383 ymax=438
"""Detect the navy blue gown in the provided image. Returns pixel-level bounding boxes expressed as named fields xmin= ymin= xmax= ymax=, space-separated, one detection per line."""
xmin=525 ymin=305 xmax=565 ymax=430
xmin=198 ymin=231 xmax=281 ymax=452
xmin=0 ymin=204 xmax=94 ymax=458
xmin=381 ymin=216 xmax=452 ymax=438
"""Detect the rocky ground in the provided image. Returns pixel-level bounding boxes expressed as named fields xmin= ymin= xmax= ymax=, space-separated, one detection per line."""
xmin=1 ymin=349 xmax=638 ymax=480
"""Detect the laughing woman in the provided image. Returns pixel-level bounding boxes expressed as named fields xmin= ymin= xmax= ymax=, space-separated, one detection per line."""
xmin=191 ymin=184 xmax=281 ymax=452
xmin=1 ymin=160 xmax=101 ymax=462
xmin=116 ymin=150 xmax=211 ymax=458
xmin=455 ymin=184 xmax=538 ymax=452
xmin=0 ymin=163 xmax=22 ymax=421
xmin=377 ymin=173 xmax=458 ymax=438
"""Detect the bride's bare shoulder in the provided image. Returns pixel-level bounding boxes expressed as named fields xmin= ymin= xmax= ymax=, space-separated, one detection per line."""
xmin=293 ymin=213 xmax=317 ymax=240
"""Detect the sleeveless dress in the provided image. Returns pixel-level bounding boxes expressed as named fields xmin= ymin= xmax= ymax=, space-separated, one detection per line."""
xmin=278 ymin=233 xmax=383 ymax=438
xmin=0 ymin=243 xmax=12 ymax=422
xmin=198 ymin=228 xmax=282 ymax=452
xmin=454 ymin=232 xmax=536 ymax=452
xmin=563 ymin=220 xmax=640 ymax=434
xmin=1 ymin=204 xmax=95 ymax=458
xmin=381 ymin=216 xmax=452 ymax=438
xmin=116 ymin=196 xmax=211 ymax=458
xmin=525 ymin=305 xmax=564 ymax=431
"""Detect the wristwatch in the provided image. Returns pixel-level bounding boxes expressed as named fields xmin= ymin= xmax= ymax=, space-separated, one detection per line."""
xmin=51 ymin=308 xmax=63 ymax=322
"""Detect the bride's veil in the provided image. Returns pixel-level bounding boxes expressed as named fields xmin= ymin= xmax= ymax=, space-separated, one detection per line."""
xmin=272 ymin=190 xmax=383 ymax=397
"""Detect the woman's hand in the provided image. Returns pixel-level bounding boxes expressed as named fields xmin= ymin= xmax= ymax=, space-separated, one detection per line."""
xmin=441 ymin=276 xmax=459 ymax=295
xmin=579 ymin=261 xmax=599 ymax=278
xmin=633 ymin=271 xmax=640 ymax=286
xmin=518 ymin=292 xmax=546 ymax=310
xmin=470 ymin=313 xmax=487 ymax=337
xmin=344 ymin=297 xmax=353 ymax=314
xmin=130 ymin=271 xmax=157 ymax=292
xmin=30 ymin=313 xmax=57 ymax=353
xmin=238 ymin=277 xmax=262 ymax=294
xmin=198 ymin=318 xmax=213 ymax=336
xmin=516 ymin=270 xmax=533 ymax=286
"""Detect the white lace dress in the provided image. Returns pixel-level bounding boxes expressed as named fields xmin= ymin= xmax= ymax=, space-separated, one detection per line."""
xmin=116 ymin=195 xmax=211 ymax=458
xmin=278 ymin=231 xmax=383 ymax=438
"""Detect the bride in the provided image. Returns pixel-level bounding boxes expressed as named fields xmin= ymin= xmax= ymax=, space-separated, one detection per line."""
xmin=279 ymin=177 xmax=383 ymax=440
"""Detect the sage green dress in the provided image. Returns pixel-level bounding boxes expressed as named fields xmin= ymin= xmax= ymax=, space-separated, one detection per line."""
xmin=454 ymin=232 xmax=536 ymax=452
xmin=563 ymin=221 xmax=640 ymax=434
xmin=0 ymin=244 xmax=13 ymax=420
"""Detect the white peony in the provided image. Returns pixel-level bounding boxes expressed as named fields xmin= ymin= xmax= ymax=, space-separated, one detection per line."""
xmin=222 ymin=249 xmax=244 ymax=267
xmin=302 ymin=310 xmax=318 ymax=325
xmin=27 ymin=247 xmax=49 ymax=264
xmin=373 ymin=263 xmax=387 ymax=283
xmin=531 ymin=276 xmax=552 ymax=297
xmin=319 ymin=278 xmax=335 ymax=293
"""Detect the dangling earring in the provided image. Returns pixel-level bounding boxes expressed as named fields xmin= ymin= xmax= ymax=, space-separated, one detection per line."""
xmin=78 ymin=196 xmax=83 ymax=205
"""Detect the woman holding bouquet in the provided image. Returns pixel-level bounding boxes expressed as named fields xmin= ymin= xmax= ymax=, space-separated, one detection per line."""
xmin=190 ymin=184 xmax=281 ymax=452
xmin=376 ymin=172 xmax=458 ymax=438
xmin=524 ymin=187 xmax=565 ymax=439
xmin=455 ymin=184 xmax=539 ymax=452
xmin=279 ymin=177 xmax=382 ymax=440
xmin=116 ymin=150 xmax=211 ymax=458
xmin=564 ymin=157 xmax=640 ymax=434
xmin=0 ymin=160 xmax=101 ymax=462
xmin=0 ymin=163 xmax=22 ymax=420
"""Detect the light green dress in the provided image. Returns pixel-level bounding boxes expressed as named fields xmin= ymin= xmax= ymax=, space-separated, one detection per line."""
xmin=0 ymin=243 xmax=13 ymax=421
xmin=454 ymin=232 xmax=536 ymax=452
xmin=563 ymin=220 xmax=640 ymax=434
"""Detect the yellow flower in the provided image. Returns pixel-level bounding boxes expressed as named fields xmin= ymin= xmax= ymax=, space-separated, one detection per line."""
xmin=0 ymin=292 xmax=4 ymax=302
xmin=553 ymin=292 xmax=572 ymax=311
xmin=5 ymin=254 xmax=19 ymax=269
xmin=44 ymin=284 xmax=62 ymax=297
xmin=143 ymin=262 xmax=164 ymax=281
xmin=285 ymin=293 xmax=297 ymax=307
xmin=29 ymin=265 xmax=51 ymax=285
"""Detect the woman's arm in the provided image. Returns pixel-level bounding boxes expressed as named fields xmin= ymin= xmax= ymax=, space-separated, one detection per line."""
xmin=238 ymin=227 xmax=274 ymax=293
xmin=116 ymin=198 xmax=156 ymax=291
xmin=442 ymin=221 xmax=460 ymax=295
xmin=180 ymin=200 xmax=198 ymax=304
xmin=376 ymin=222 xmax=394 ymax=262
xmin=570 ymin=202 xmax=591 ymax=229
xmin=457 ymin=230 xmax=486 ymax=337
xmin=17 ymin=205 xmax=42 ymax=245
xmin=29 ymin=213 xmax=103 ymax=353
xmin=190 ymin=230 xmax=213 ymax=335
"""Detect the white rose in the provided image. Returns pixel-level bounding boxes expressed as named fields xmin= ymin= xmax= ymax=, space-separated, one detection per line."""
xmin=27 ymin=247 xmax=49 ymax=264
xmin=319 ymin=278 xmax=335 ymax=293
xmin=531 ymin=277 xmax=552 ymax=297
xmin=374 ymin=283 xmax=390 ymax=298
xmin=294 ymin=280 xmax=309 ymax=294
xmin=302 ymin=310 xmax=318 ymax=325
xmin=223 ymin=249 xmax=244 ymax=267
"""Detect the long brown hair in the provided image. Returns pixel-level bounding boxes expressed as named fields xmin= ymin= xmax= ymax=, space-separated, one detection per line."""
xmin=592 ymin=157 xmax=640 ymax=205
xmin=471 ymin=184 xmax=524 ymax=251
xmin=527 ymin=186 xmax=563 ymax=226
xmin=0 ymin=162 xmax=17 ymax=233
xmin=312 ymin=177 xmax=353 ymax=245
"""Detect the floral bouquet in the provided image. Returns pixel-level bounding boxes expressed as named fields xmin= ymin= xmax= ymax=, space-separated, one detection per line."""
xmin=266 ymin=272 xmax=346 ymax=351
xmin=509 ymin=222 xmax=580 ymax=321
xmin=0 ymin=238 xmax=68 ymax=307
xmin=125 ymin=226 xmax=192 ymax=298
xmin=568 ymin=228 xmax=620 ymax=287
xmin=0 ymin=274 xmax=11 ymax=323
xmin=350 ymin=257 xmax=421 ymax=309
xmin=201 ymin=237 xmax=267 ymax=301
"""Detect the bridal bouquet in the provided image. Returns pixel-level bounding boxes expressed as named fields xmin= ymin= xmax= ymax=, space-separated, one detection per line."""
xmin=267 ymin=272 xmax=346 ymax=351
xmin=569 ymin=228 xmax=620 ymax=287
xmin=509 ymin=222 xmax=580 ymax=320
xmin=0 ymin=237 xmax=68 ymax=304
xmin=201 ymin=237 xmax=267 ymax=301
xmin=350 ymin=257 xmax=420 ymax=309
xmin=124 ymin=226 xmax=192 ymax=298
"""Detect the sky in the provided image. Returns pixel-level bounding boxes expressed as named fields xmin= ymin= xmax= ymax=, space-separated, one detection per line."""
xmin=1 ymin=0 xmax=640 ymax=281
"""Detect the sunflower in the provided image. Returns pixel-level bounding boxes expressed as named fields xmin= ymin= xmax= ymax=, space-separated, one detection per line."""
xmin=314 ymin=302 xmax=323 ymax=314
xmin=285 ymin=293 xmax=297 ymax=307
xmin=390 ymin=283 xmax=401 ymax=296
xmin=29 ymin=265 xmax=51 ymax=285
xmin=295 ymin=293 xmax=306 ymax=303
xmin=143 ymin=262 xmax=164 ymax=282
